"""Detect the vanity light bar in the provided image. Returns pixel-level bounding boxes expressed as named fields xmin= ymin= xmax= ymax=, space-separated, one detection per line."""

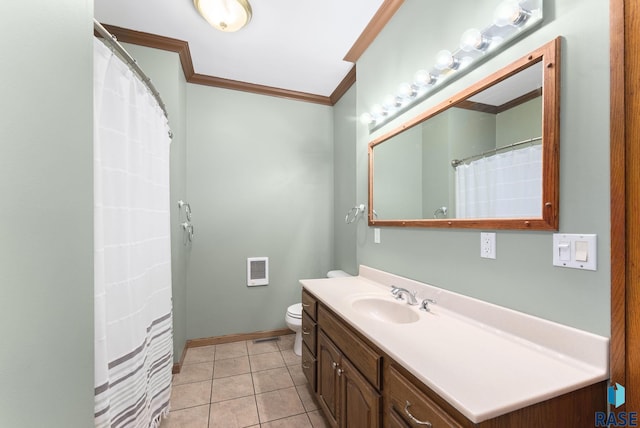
xmin=361 ymin=0 xmax=543 ymax=131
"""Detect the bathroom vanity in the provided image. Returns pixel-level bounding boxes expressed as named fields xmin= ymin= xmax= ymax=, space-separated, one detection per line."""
xmin=299 ymin=266 xmax=608 ymax=427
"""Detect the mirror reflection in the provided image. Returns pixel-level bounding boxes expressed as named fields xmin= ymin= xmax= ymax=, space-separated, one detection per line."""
xmin=368 ymin=39 xmax=560 ymax=230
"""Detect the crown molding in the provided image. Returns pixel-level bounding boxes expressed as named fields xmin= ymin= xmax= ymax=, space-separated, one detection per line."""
xmin=189 ymin=73 xmax=332 ymax=105
xmin=100 ymin=24 xmax=333 ymax=105
xmin=100 ymin=1 xmax=400 ymax=106
xmin=330 ymin=66 xmax=357 ymax=105
xmin=100 ymin=24 xmax=194 ymax=78
xmin=343 ymin=0 xmax=405 ymax=63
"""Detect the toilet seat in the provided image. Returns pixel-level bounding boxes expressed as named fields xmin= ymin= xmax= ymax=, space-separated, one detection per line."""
xmin=286 ymin=303 xmax=302 ymax=319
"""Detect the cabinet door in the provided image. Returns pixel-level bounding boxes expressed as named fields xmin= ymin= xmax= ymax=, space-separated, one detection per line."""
xmin=340 ymin=357 xmax=381 ymax=428
xmin=318 ymin=332 xmax=341 ymax=428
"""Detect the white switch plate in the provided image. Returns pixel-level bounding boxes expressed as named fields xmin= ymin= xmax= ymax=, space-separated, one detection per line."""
xmin=480 ymin=232 xmax=496 ymax=259
xmin=552 ymin=233 xmax=597 ymax=271
xmin=374 ymin=228 xmax=381 ymax=244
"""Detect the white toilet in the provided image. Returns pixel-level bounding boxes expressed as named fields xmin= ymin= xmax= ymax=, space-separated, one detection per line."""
xmin=285 ymin=270 xmax=352 ymax=356
xmin=285 ymin=303 xmax=303 ymax=356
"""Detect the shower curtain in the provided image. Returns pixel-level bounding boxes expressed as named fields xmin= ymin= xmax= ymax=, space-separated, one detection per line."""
xmin=93 ymin=38 xmax=173 ymax=428
xmin=455 ymin=144 xmax=542 ymax=218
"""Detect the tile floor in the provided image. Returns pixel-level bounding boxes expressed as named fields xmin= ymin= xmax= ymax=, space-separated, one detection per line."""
xmin=160 ymin=334 xmax=330 ymax=428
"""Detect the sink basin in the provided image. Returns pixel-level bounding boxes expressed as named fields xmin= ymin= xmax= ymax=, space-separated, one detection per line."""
xmin=351 ymin=297 xmax=420 ymax=324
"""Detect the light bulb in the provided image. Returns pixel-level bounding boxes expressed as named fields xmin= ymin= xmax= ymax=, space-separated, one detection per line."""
xmin=414 ymin=69 xmax=436 ymax=87
xmin=460 ymin=28 xmax=490 ymax=52
xmin=493 ymin=1 xmax=529 ymax=27
xmin=383 ymin=94 xmax=402 ymax=110
xmin=397 ymin=82 xmax=417 ymax=99
xmin=360 ymin=112 xmax=374 ymax=125
xmin=434 ymin=50 xmax=459 ymax=71
xmin=371 ymin=104 xmax=387 ymax=118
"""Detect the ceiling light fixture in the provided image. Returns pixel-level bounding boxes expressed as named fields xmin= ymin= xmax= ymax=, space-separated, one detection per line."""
xmin=194 ymin=0 xmax=252 ymax=32
xmin=361 ymin=0 xmax=542 ymax=130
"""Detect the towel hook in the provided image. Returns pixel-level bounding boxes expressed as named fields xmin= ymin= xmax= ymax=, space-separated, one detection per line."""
xmin=345 ymin=204 xmax=366 ymax=224
xmin=181 ymin=222 xmax=194 ymax=245
xmin=433 ymin=206 xmax=448 ymax=219
xmin=178 ymin=200 xmax=192 ymax=221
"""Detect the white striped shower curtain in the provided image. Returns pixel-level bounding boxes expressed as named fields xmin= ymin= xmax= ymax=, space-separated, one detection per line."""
xmin=455 ymin=144 xmax=542 ymax=218
xmin=93 ymin=38 xmax=173 ymax=428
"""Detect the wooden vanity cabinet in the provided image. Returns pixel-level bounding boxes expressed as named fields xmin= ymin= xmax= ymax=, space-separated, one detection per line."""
xmin=310 ymin=294 xmax=382 ymax=428
xmin=317 ymin=331 xmax=341 ymax=424
xmin=302 ymin=289 xmax=317 ymax=319
xmin=385 ymin=360 xmax=607 ymax=428
xmin=385 ymin=364 xmax=464 ymax=428
xmin=302 ymin=288 xmax=606 ymax=428
xmin=341 ymin=357 xmax=381 ymax=428
xmin=301 ymin=289 xmax=318 ymax=391
xmin=317 ymin=330 xmax=381 ymax=428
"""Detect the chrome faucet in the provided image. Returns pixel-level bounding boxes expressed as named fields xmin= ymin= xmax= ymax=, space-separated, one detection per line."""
xmin=391 ymin=286 xmax=418 ymax=305
xmin=420 ymin=298 xmax=437 ymax=312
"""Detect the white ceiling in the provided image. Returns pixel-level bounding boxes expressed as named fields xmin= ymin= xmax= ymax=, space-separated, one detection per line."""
xmin=94 ymin=0 xmax=385 ymax=97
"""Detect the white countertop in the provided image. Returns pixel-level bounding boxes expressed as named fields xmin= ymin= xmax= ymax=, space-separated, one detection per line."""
xmin=300 ymin=266 xmax=609 ymax=423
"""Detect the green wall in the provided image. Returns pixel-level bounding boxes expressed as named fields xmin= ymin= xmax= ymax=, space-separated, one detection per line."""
xmin=120 ymin=46 xmax=335 ymax=350
xmin=123 ymin=43 xmax=189 ymax=363
xmin=186 ymin=85 xmax=334 ymax=339
xmin=496 ymin=97 xmax=542 ymax=148
xmin=332 ymin=87 xmax=358 ymax=275
xmin=374 ymin=126 xmax=423 ymax=219
xmin=0 ymin=1 xmax=94 ymax=426
xmin=352 ymin=0 xmax=610 ymax=336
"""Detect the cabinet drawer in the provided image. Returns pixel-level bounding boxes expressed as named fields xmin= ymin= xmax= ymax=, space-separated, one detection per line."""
xmin=302 ymin=311 xmax=317 ymax=353
xmin=388 ymin=408 xmax=411 ymax=428
xmin=301 ymin=342 xmax=317 ymax=391
xmin=318 ymin=305 xmax=382 ymax=389
xmin=302 ymin=289 xmax=317 ymax=320
xmin=387 ymin=365 xmax=462 ymax=428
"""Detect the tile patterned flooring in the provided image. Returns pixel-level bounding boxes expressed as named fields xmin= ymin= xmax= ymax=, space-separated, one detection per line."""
xmin=160 ymin=335 xmax=330 ymax=428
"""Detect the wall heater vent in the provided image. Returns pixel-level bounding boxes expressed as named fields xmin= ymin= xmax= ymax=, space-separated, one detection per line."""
xmin=247 ymin=257 xmax=268 ymax=286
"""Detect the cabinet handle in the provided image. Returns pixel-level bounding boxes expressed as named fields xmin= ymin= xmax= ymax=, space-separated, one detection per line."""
xmin=302 ymin=329 xmax=311 ymax=335
xmin=331 ymin=361 xmax=338 ymax=370
xmin=337 ymin=368 xmax=344 ymax=376
xmin=404 ymin=401 xmax=432 ymax=427
xmin=302 ymin=361 xmax=310 ymax=369
xmin=302 ymin=303 xmax=311 ymax=307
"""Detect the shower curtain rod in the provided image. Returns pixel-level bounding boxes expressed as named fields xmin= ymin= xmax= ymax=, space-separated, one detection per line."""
xmin=451 ymin=136 xmax=542 ymax=168
xmin=93 ymin=19 xmax=169 ymax=119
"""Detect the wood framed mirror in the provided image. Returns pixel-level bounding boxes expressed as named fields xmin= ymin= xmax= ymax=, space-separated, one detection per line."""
xmin=368 ymin=38 xmax=560 ymax=230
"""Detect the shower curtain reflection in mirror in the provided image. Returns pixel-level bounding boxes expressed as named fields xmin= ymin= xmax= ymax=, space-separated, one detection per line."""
xmin=455 ymin=144 xmax=542 ymax=218
xmin=93 ymin=38 xmax=173 ymax=428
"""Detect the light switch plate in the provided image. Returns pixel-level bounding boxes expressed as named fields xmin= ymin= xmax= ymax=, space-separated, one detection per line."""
xmin=552 ymin=234 xmax=597 ymax=271
xmin=374 ymin=228 xmax=381 ymax=244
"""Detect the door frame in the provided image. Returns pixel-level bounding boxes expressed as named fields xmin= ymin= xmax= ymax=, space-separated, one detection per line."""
xmin=610 ymin=0 xmax=638 ymax=410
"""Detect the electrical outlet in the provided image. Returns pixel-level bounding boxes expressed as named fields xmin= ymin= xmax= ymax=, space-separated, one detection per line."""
xmin=481 ymin=232 xmax=496 ymax=259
